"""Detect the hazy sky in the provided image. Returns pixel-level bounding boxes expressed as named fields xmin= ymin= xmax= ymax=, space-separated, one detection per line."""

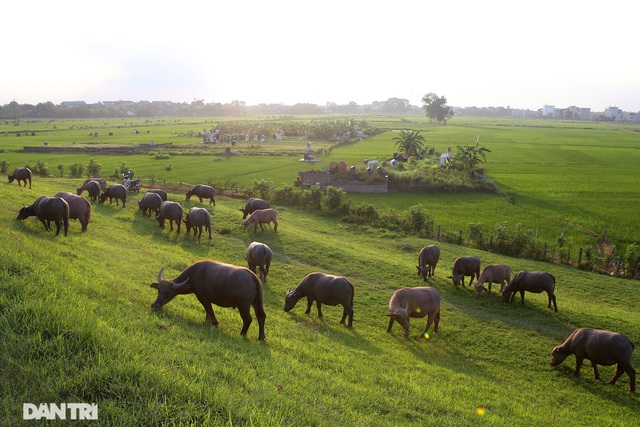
xmin=3 ymin=1 xmax=639 ymax=111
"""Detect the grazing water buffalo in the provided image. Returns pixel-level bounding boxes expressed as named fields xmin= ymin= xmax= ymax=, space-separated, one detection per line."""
xmin=100 ymin=184 xmax=127 ymax=207
xmin=138 ymin=192 xmax=163 ymax=217
xmin=245 ymin=242 xmax=272 ymax=282
xmin=77 ymin=178 xmax=107 ymax=195
xmin=240 ymin=197 xmax=272 ymax=219
xmin=243 ymin=208 xmax=279 ymax=233
xmin=86 ymin=180 xmax=102 ymax=202
xmin=183 ymin=207 xmax=212 ymax=239
xmin=473 ymin=264 xmax=512 ymax=296
xmin=416 ymin=245 xmax=440 ymax=281
xmin=284 ymin=272 xmax=354 ymax=327
xmin=157 ymin=201 xmax=185 ymax=233
xmin=8 ymin=167 xmax=32 ymax=188
xmin=146 ymin=189 xmax=168 ymax=202
xmin=386 ymin=287 xmax=441 ymax=338
xmin=150 ymin=260 xmax=266 ymax=340
xmin=186 ymin=184 xmax=216 ymax=205
xmin=54 ymin=192 xmax=91 ymax=232
xmin=448 ymin=256 xmax=481 ymax=288
xmin=550 ymin=328 xmax=636 ymax=392
xmin=502 ymin=271 xmax=557 ymax=312
xmin=17 ymin=196 xmax=69 ymax=236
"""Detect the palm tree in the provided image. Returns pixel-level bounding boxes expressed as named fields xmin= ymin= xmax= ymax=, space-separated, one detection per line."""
xmin=450 ymin=137 xmax=491 ymax=173
xmin=392 ymin=130 xmax=426 ymax=157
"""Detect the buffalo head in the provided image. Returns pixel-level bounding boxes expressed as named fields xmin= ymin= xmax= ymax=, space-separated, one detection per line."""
xmin=549 ymin=346 xmax=570 ymax=366
xmin=150 ymin=268 xmax=190 ymax=310
xmin=283 ymin=289 xmax=302 ymax=312
xmin=386 ymin=303 xmax=410 ymax=331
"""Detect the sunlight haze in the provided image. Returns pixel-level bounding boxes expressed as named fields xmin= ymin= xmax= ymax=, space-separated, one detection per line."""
xmin=3 ymin=0 xmax=639 ymax=111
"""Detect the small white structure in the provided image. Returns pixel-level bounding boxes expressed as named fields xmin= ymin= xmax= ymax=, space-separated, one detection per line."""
xmin=440 ymin=153 xmax=450 ymax=167
xmin=367 ymin=160 xmax=379 ymax=170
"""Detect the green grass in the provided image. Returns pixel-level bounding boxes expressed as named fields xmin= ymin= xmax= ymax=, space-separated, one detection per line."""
xmin=1 ymin=179 xmax=639 ymax=426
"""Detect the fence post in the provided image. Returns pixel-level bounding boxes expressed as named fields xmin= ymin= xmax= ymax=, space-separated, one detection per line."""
xmin=437 ymin=226 xmax=441 ymax=240
xmin=543 ymin=243 xmax=548 ymax=260
xmin=489 ymin=235 xmax=493 ymax=249
xmin=577 ymin=248 xmax=583 ymax=266
xmin=459 ymin=230 xmax=463 ymax=243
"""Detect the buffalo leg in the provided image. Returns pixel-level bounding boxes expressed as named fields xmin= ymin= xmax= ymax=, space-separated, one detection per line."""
xmin=252 ymin=303 xmax=266 ymax=341
xmin=591 ymin=361 xmax=601 ymax=379
xmin=238 ymin=306 xmax=253 ymax=337
xmin=39 ymin=217 xmax=51 ymax=232
xmin=573 ymin=357 xmax=584 ymax=376
xmin=386 ymin=317 xmax=395 ymax=332
xmin=273 ymin=220 xmax=278 ymax=233
xmin=197 ymin=296 xmax=219 ymax=326
xmin=316 ymin=301 xmax=323 ymax=318
xmin=305 ymin=298 xmax=313 ymax=315
xmin=549 ymin=292 xmax=558 ymax=312
xmin=519 ymin=290 xmax=526 ymax=305
xmin=54 ymin=219 xmax=62 ymax=236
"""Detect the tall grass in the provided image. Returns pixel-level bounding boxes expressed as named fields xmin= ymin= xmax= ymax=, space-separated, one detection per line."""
xmin=1 ymin=180 xmax=639 ymax=426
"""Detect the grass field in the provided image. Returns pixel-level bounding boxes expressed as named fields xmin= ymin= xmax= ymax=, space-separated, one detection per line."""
xmin=1 ymin=178 xmax=639 ymax=426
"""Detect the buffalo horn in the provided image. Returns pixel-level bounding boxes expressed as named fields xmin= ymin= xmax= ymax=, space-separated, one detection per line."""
xmin=171 ymin=277 xmax=190 ymax=290
xmin=157 ymin=268 xmax=165 ymax=283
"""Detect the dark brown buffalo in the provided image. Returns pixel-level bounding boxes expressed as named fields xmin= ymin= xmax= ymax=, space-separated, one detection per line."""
xmin=77 ymin=178 xmax=107 ymax=195
xmin=138 ymin=192 xmax=163 ymax=217
xmin=550 ymin=328 xmax=636 ymax=392
xmin=240 ymin=198 xmax=272 ymax=219
xmin=473 ymin=264 xmax=512 ymax=296
xmin=54 ymin=192 xmax=92 ymax=232
xmin=183 ymin=207 xmax=212 ymax=239
xmin=100 ymin=184 xmax=127 ymax=207
xmin=243 ymin=208 xmax=279 ymax=233
xmin=157 ymin=201 xmax=184 ymax=233
xmin=245 ymin=242 xmax=272 ymax=282
xmin=448 ymin=256 xmax=481 ymax=288
xmin=502 ymin=271 xmax=557 ymax=312
xmin=17 ymin=196 xmax=69 ymax=236
xmin=186 ymin=184 xmax=216 ymax=205
xmin=416 ymin=245 xmax=440 ymax=281
xmin=284 ymin=272 xmax=354 ymax=327
xmin=386 ymin=287 xmax=441 ymax=338
xmin=8 ymin=167 xmax=32 ymax=188
xmin=86 ymin=180 xmax=102 ymax=202
xmin=150 ymin=260 xmax=266 ymax=340
xmin=146 ymin=189 xmax=168 ymax=202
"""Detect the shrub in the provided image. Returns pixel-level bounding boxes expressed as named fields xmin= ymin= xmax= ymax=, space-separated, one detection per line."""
xmin=87 ymin=159 xmax=102 ymax=177
xmin=69 ymin=163 xmax=85 ymax=178
xmin=57 ymin=164 xmax=64 ymax=178
xmin=252 ymin=179 xmax=273 ymax=201
xmin=624 ymin=243 xmax=640 ymax=279
xmin=323 ymin=186 xmax=351 ymax=216
xmin=468 ymin=223 xmax=485 ymax=248
xmin=301 ymin=185 xmax=323 ymax=211
xmin=273 ymin=185 xmax=302 ymax=207
xmin=404 ymin=205 xmax=434 ymax=235
xmin=32 ymin=159 xmax=49 ymax=177
xmin=0 ymin=160 xmax=9 ymax=174
xmin=350 ymin=203 xmax=379 ymax=222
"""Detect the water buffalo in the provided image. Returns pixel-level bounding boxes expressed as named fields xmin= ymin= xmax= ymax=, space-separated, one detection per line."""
xmin=448 ymin=256 xmax=481 ymax=288
xmin=100 ymin=184 xmax=127 ymax=207
xmin=245 ymin=242 xmax=272 ymax=282
xmin=150 ymin=260 xmax=266 ymax=340
xmin=86 ymin=180 xmax=102 ymax=202
xmin=77 ymin=178 xmax=107 ymax=195
xmin=502 ymin=271 xmax=557 ymax=312
xmin=17 ymin=196 xmax=69 ymax=236
xmin=550 ymin=328 xmax=635 ymax=392
xmin=416 ymin=245 xmax=440 ymax=281
xmin=240 ymin=197 xmax=272 ymax=219
xmin=186 ymin=184 xmax=216 ymax=206
xmin=146 ymin=189 xmax=168 ymax=202
xmin=54 ymin=192 xmax=91 ymax=232
xmin=138 ymin=192 xmax=163 ymax=217
xmin=386 ymin=287 xmax=441 ymax=338
xmin=284 ymin=272 xmax=354 ymax=327
xmin=473 ymin=264 xmax=512 ymax=296
xmin=8 ymin=167 xmax=32 ymax=188
xmin=243 ymin=208 xmax=279 ymax=233
xmin=157 ymin=201 xmax=184 ymax=233
xmin=183 ymin=207 xmax=212 ymax=239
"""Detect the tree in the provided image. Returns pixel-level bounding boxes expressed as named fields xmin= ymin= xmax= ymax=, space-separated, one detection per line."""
xmin=449 ymin=137 xmax=491 ymax=173
xmin=422 ymin=92 xmax=454 ymax=124
xmin=392 ymin=130 xmax=426 ymax=157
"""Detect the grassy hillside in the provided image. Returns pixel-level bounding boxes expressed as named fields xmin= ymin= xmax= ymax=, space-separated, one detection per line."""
xmin=1 ymin=180 xmax=639 ymax=426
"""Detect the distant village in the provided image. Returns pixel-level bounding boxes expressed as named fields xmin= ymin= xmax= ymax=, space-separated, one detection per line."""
xmin=1 ymin=98 xmax=638 ymax=122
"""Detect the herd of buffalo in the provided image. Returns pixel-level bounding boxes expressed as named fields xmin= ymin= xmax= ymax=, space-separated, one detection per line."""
xmin=9 ymin=166 xmax=636 ymax=393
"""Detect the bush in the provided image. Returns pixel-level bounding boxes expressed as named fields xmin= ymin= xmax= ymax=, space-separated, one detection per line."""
xmin=69 ymin=163 xmax=85 ymax=178
xmin=491 ymin=221 xmax=537 ymax=258
xmin=301 ymin=185 xmax=323 ymax=211
xmin=87 ymin=159 xmax=102 ymax=177
xmin=251 ymin=179 xmax=273 ymax=201
xmin=57 ymin=164 xmax=64 ymax=178
xmin=323 ymin=186 xmax=351 ymax=216
xmin=350 ymin=203 xmax=379 ymax=222
xmin=0 ymin=160 xmax=9 ymax=174
xmin=468 ymin=223 xmax=485 ymax=248
xmin=273 ymin=185 xmax=302 ymax=207
xmin=624 ymin=243 xmax=640 ymax=279
xmin=404 ymin=205 xmax=434 ymax=235
xmin=32 ymin=159 xmax=49 ymax=177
